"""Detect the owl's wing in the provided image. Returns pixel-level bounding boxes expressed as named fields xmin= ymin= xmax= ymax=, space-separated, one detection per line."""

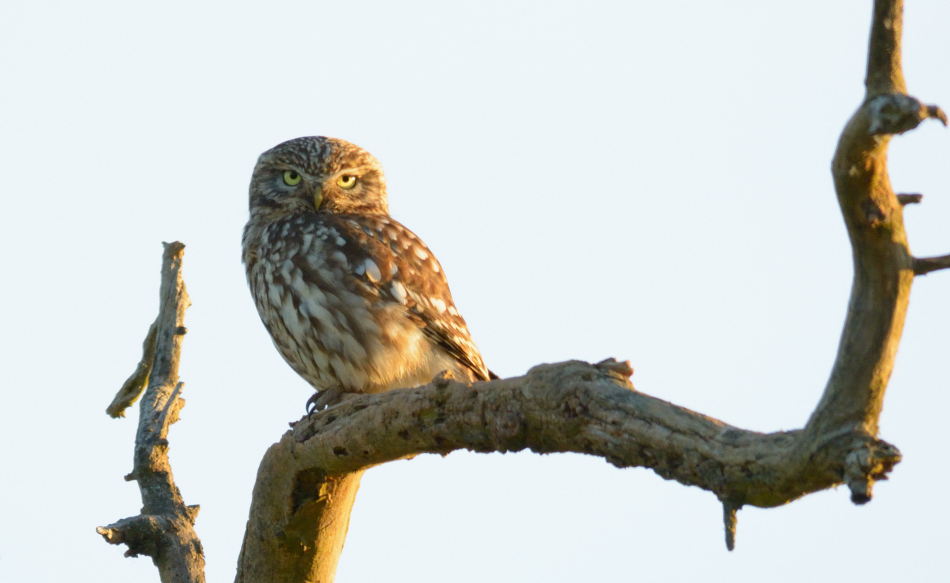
xmin=337 ymin=215 xmax=492 ymax=382
xmin=413 ymin=313 xmax=492 ymax=383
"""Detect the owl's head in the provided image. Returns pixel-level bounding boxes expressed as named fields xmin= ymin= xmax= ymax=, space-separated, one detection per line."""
xmin=249 ymin=136 xmax=388 ymax=219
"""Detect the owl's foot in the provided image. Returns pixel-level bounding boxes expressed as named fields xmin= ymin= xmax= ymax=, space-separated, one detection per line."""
xmin=306 ymin=387 xmax=346 ymax=416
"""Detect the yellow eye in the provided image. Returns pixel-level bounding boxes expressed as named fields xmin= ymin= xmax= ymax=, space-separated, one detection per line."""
xmin=337 ymin=174 xmax=357 ymax=189
xmin=283 ymin=170 xmax=302 ymax=186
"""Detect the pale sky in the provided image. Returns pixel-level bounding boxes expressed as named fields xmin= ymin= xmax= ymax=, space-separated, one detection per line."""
xmin=1 ymin=1 xmax=947 ymax=581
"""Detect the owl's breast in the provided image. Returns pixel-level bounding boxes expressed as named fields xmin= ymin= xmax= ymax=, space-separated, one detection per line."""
xmin=244 ymin=213 xmax=457 ymax=393
xmin=244 ymin=214 xmax=380 ymax=390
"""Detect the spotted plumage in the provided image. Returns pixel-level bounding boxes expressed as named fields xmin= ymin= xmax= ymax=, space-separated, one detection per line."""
xmin=242 ymin=136 xmax=491 ymax=402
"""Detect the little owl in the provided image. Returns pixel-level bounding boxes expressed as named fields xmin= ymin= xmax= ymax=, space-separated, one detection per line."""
xmin=242 ymin=136 xmax=493 ymax=410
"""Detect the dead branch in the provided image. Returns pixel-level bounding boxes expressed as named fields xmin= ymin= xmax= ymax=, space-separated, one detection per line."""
xmin=107 ymin=319 xmax=157 ymax=418
xmin=101 ymin=2 xmax=945 ymax=582
xmin=233 ymin=1 xmax=945 ymax=581
xmin=914 ymin=253 xmax=950 ymax=276
xmin=99 ymin=242 xmax=205 ymax=583
xmin=896 ymin=192 xmax=923 ymax=205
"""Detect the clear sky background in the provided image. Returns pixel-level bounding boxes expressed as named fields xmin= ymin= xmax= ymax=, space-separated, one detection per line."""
xmin=1 ymin=1 xmax=947 ymax=581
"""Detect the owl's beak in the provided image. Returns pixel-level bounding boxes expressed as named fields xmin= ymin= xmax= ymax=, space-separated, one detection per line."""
xmin=312 ymin=185 xmax=324 ymax=210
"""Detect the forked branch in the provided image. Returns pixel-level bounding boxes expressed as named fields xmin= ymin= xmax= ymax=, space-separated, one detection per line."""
xmin=99 ymin=242 xmax=205 ymax=583
xmin=103 ymin=2 xmax=945 ymax=582
xmin=234 ymin=1 xmax=944 ymax=581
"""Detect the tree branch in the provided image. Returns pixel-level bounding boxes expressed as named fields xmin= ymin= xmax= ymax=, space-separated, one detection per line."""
xmin=107 ymin=319 xmax=157 ymax=418
xmin=914 ymin=254 xmax=950 ymax=276
xmin=99 ymin=242 xmax=205 ymax=583
xmin=101 ymin=2 xmax=946 ymax=581
xmin=233 ymin=2 xmax=945 ymax=581
xmin=896 ymin=192 xmax=922 ymax=205
xmin=235 ymin=354 xmax=903 ymax=579
xmin=866 ymin=0 xmax=906 ymax=97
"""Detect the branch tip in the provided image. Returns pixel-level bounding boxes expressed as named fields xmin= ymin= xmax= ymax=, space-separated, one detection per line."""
xmin=896 ymin=193 xmax=922 ymax=205
xmin=913 ymin=254 xmax=950 ymax=276
xmin=186 ymin=505 xmax=201 ymax=525
xmin=843 ymin=439 xmax=902 ymax=505
xmin=162 ymin=240 xmax=186 ymax=255
xmin=864 ymin=0 xmax=906 ymax=96
xmin=96 ymin=525 xmax=119 ymax=542
xmin=96 ymin=516 xmax=162 ymax=557
xmin=595 ymin=358 xmax=634 ymax=377
xmin=723 ymin=503 xmax=738 ymax=552
xmin=928 ymin=104 xmax=949 ymax=126
xmin=107 ymin=320 xmax=158 ymax=418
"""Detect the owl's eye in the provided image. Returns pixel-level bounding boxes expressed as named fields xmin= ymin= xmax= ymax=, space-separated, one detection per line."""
xmin=337 ymin=174 xmax=357 ymax=189
xmin=283 ymin=170 xmax=302 ymax=186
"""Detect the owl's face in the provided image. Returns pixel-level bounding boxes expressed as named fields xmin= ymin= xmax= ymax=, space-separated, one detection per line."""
xmin=248 ymin=136 xmax=388 ymax=219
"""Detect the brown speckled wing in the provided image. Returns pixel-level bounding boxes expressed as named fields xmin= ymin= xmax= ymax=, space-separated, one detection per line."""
xmin=330 ymin=214 xmax=491 ymax=382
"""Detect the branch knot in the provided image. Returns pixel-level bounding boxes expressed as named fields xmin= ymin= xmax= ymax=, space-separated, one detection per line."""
xmin=843 ymin=437 xmax=901 ymax=504
xmin=867 ymin=94 xmax=947 ymax=135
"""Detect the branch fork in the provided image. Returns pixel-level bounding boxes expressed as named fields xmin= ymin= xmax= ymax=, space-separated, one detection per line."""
xmin=103 ymin=2 xmax=947 ymax=581
xmin=100 ymin=242 xmax=205 ymax=583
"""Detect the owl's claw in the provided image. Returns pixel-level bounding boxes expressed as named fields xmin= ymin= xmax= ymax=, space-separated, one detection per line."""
xmin=306 ymin=387 xmax=346 ymax=416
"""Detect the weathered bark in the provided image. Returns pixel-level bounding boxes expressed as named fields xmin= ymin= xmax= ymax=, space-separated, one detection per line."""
xmin=99 ymin=242 xmax=206 ymax=583
xmin=102 ymin=2 xmax=948 ymax=581
xmin=233 ymin=1 xmax=947 ymax=581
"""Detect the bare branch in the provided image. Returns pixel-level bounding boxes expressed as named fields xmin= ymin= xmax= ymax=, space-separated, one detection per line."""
xmin=866 ymin=0 xmax=906 ymax=97
xmin=896 ymin=193 xmax=922 ymax=205
xmin=808 ymin=0 xmax=944 ymax=444
xmin=723 ymin=503 xmax=738 ymax=552
xmin=107 ymin=319 xmax=157 ymax=418
xmin=233 ymin=3 xmax=938 ymax=579
xmin=96 ymin=2 xmax=941 ymax=580
xmin=914 ymin=254 xmax=950 ymax=276
xmin=234 ymin=361 xmax=901 ymax=580
xmin=100 ymin=242 xmax=205 ymax=583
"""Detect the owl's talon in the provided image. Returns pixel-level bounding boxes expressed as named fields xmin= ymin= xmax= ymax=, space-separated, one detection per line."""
xmin=306 ymin=387 xmax=346 ymax=416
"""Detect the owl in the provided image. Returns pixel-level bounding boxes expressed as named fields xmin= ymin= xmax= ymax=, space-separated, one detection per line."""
xmin=242 ymin=136 xmax=493 ymax=410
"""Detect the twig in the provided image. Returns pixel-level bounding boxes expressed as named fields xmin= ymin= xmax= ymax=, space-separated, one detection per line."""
xmin=914 ymin=254 xmax=950 ymax=276
xmin=99 ymin=242 xmax=205 ymax=583
xmin=723 ymin=503 xmax=739 ymax=552
xmin=896 ymin=193 xmax=922 ymax=205
xmin=107 ymin=319 xmax=158 ymax=418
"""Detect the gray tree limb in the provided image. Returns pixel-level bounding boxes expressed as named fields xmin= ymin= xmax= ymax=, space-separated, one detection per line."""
xmin=234 ymin=1 xmax=945 ymax=581
xmin=99 ymin=242 xmax=205 ymax=583
xmin=100 ymin=1 xmax=946 ymax=582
